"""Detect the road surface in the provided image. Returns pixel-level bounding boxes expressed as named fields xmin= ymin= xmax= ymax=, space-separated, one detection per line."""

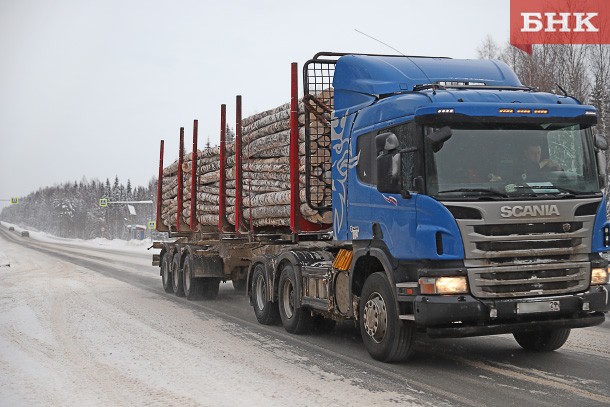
xmin=0 ymin=226 xmax=609 ymax=406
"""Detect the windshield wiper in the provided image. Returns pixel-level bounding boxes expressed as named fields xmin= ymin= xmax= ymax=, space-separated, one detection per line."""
xmin=437 ymin=188 xmax=509 ymax=198
xmin=511 ymin=184 xmax=581 ymax=197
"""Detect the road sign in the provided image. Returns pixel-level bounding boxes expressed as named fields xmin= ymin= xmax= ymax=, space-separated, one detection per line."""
xmin=10 ymin=197 xmax=18 ymax=204
xmin=148 ymin=221 xmax=156 ymax=230
xmin=99 ymin=198 xmax=108 ymax=207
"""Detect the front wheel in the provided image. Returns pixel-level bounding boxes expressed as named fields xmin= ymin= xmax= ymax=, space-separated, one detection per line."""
xmin=278 ymin=263 xmax=311 ymax=334
xmin=359 ymin=272 xmax=415 ymax=362
xmin=513 ymin=329 xmax=571 ymax=352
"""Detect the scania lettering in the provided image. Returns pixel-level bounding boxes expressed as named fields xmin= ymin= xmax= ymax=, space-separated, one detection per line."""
xmin=153 ymin=52 xmax=610 ymax=362
xmin=500 ymin=204 xmax=561 ymax=218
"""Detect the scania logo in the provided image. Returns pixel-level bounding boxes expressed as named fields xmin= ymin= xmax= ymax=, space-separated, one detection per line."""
xmin=500 ymin=204 xmax=560 ymax=218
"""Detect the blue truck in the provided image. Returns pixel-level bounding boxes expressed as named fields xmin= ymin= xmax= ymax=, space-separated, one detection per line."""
xmin=155 ymin=52 xmax=610 ymax=362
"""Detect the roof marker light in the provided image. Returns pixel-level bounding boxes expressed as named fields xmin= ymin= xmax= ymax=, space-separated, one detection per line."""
xmin=499 ymin=108 xmax=514 ymax=114
xmin=585 ymin=111 xmax=597 ymax=116
xmin=516 ymin=109 xmax=532 ymax=114
xmin=534 ymin=109 xmax=549 ymax=114
xmin=437 ymin=108 xmax=455 ymax=114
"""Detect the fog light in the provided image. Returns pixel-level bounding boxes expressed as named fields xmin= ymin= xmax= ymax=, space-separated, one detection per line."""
xmin=591 ymin=267 xmax=609 ymax=285
xmin=419 ymin=276 xmax=468 ymax=295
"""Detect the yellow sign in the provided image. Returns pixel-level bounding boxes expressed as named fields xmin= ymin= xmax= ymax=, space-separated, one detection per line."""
xmin=147 ymin=221 xmax=156 ymax=230
xmin=10 ymin=197 xmax=18 ymax=204
xmin=99 ymin=198 xmax=108 ymax=207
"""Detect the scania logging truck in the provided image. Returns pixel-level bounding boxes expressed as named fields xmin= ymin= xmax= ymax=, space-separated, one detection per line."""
xmin=154 ymin=52 xmax=610 ymax=362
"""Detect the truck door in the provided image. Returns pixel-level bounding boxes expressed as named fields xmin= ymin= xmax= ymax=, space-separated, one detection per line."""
xmin=347 ymin=121 xmax=419 ymax=259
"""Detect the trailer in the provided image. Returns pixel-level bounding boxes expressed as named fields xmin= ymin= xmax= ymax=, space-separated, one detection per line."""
xmin=153 ymin=52 xmax=610 ymax=362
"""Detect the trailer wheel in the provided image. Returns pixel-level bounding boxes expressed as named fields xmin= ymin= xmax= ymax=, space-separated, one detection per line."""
xmin=513 ymin=329 xmax=571 ymax=352
xmin=171 ymin=253 xmax=185 ymax=297
xmin=183 ymin=255 xmax=204 ymax=300
xmin=161 ymin=253 xmax=173 ymax=293
xmin=278 ymin=263 xmax=311 ymax=334
xmin=359 ymin=272 xmax=415 ymax=362
xmin=201 ymin=278 xmax=220 ymax=300
xmin=251 ymin=264 xmax=280 ymax=325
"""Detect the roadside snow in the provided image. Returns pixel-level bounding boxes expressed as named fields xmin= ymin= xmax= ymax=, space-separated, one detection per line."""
xmin=1 ymin=221 xmax=155 ymax=254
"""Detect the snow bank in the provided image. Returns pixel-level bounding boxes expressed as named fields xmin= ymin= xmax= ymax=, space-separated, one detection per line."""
xmin=1 ymin=221 xmax=156 ymax=254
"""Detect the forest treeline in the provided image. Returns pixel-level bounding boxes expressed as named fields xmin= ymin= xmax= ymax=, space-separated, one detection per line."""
xmin=1 ymin=177 xmax=158 ymax=240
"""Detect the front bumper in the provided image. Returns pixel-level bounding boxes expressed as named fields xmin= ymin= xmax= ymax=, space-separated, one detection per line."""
xmin=410 ymin=284 xmax=609 ymax=338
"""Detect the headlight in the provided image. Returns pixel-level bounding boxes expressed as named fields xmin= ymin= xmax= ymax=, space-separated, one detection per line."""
xmin=591 ymin=267 xmax=609 ymax=285
xmin=419 ymin=276 xmax=468 ymax=295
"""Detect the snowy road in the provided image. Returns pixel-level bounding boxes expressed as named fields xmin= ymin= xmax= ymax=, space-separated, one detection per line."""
xmin=1 ymin=226 xmax=609 ymax=407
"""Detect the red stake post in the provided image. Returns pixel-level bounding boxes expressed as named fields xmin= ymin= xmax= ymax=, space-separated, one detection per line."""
xmin=156 ymin=140 xmax=167 ymax=232
xmin=190 ymin=120 xmax=198 ymax=231
xmin=176 ymin=127 xmax=185 ymax=231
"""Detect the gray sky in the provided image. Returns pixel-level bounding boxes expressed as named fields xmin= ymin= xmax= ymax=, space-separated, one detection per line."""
xmin=0 ymin=0 xmax=510 ymax=208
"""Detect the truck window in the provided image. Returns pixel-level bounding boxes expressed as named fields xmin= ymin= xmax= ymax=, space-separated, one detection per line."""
xmin=356 ymin=121 xmax=417 ymax=189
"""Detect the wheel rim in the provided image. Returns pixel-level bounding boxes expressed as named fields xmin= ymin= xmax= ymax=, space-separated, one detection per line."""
xmin=255 ymin=273 xmax=266 ymax=311
xmin=363 ymin=292 xmax=388 ymax=343
xmin=281 ymin=279 xmax=294 ymax=319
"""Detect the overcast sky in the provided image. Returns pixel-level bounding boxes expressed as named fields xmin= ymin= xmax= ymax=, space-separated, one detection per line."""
xmin=0 ymin=0 xmax=510 ymax=208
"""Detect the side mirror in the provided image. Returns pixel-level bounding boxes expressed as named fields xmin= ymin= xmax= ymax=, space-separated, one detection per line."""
xmin=376 ymin=132 xmax=399 ymax=154
xmin=376 ymin=132 xmax=401 ymax=193
xmin=597 ymin=150 xmax=607 ymax=188
xmin=595 ymin=134 xmax=608 ymax=151
xmin=426 ymin=126 xmax=452 ymax=152
xmin=376 ymin=151 xmax=401 ymax=193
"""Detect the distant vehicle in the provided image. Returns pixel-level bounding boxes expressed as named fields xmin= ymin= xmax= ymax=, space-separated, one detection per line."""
xmin=8 ymin=226 xmax=14 ymax=231
xmin=20 ymin=231 xmax=29 ymax=237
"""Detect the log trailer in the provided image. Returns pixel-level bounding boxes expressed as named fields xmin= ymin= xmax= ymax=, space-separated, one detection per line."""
xmin=153 ymin=52 xmax=610 ymax=362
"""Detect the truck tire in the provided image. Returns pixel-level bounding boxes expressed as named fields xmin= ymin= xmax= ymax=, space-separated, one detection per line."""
xmin=161 ymin=253 xmax=173 ymax=293
xmin=359 ymin=272 xmax=415 ymax=362
xmin=183 ymin=255 xmax=204 ymax=300
xmin=278 ymin=263 xmax=311 ymax=334
xmin=201 ymin=278 xmax=220 ymax=300
xmin=513 ymin=329 xmax=571 ymax=352
xmin=171 ymin=253 xmax=185 ymax=297
xmin=251 ymin=264 xmax=280 ymax=325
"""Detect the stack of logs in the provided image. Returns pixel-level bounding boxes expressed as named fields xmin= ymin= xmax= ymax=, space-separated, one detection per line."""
xmin=160 ymin=93 xmax=332 ymax=231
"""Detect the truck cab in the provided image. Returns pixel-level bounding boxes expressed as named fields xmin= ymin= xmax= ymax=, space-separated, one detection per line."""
xmin=309 ymin=53 xmax=610 ymax=360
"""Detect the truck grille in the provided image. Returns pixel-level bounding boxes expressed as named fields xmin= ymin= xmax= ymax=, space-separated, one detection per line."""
xmin=448 ymin=199 xmax=601 ymax=299
xmin=468 ymin=221 xmax=588 ymax=258
xmin=468 ymin=262 xmax=590 ymax=298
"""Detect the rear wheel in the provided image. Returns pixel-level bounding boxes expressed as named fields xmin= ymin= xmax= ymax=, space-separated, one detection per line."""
xmin=359 ymin=272 xmax=415 ymax=362
xmin=251 ymin=264 xmax=280 ymax=325
xmin=183 ymin=255 xmax=204 ymax=300
xmin=171 ymin=253 xmax=185 ymax=297
xmin=161 ymin=253 xmax=173 ymax=293
xmin=278 ymin=263 xmax=311 ymax=334
xmin=513 ymin=329 xmax=571 ymax=352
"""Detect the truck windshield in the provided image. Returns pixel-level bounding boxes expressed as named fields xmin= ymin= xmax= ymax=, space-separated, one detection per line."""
xmin=424 ymin=122 xmax=600 ymax=199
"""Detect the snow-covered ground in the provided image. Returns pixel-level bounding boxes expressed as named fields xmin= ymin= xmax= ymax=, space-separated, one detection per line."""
xmin=0 ymin=221 xmax=155 ymax=254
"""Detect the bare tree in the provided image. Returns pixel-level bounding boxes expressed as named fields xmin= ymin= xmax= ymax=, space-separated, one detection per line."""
xmin=477 ymin=35 xmax=500 ymax=60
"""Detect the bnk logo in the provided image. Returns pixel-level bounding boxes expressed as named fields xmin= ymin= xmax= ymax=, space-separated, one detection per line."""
xmin=521 ymin=12 xmax=598 ymax=32
xmin=510 ymin=0 xmax=610 ymax=48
